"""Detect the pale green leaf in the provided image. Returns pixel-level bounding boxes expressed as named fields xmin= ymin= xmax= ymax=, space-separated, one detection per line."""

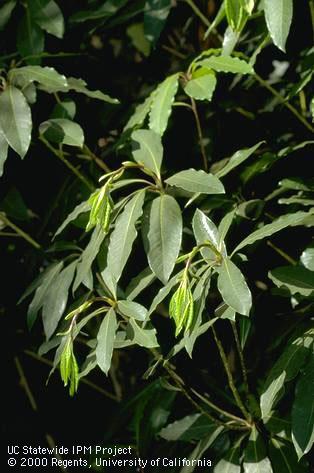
xmin=264 ymin=0 xmax=293 ymax=52
xmin=218 ymin=209 xmax=236 ymax=248
xmin=0 ymin=131 xmax=9 ymax=177
xmin=292 ymin=357 xmax=314 ymax=459
xmin=184 ymin=69 xmax=217 ymax=101
xmin=124 ymin=94 xmax=154 ymax=131
xmin=117 ymin=300 xmax=148 ymax=321
xmin=260 ymin=327 xmax=314 ymax=420
xmin=29 ymin=0 xmax=64 ymax=39
xmin=243 ymin=426 xmax=273 ymax=473
xmin=0 ymin=86 xmax=32 ymax=158
xmin=300 ymin=246 xmax=314 ymax=271
xmin=126 ymin=267 xmax=156 ymax=300
xmin=198 ymin=55 xmax=253 ymax=74
xmin=132 ymin=128 xmax=163 ymax=178
xmin=216 ymin=142 xmax=263 ymax=178
xmin=65 ymin=77 xmax=119 ymax=104
xmin=9 ymin=66 xmax=67 ymax=93
xmin=42 ymin=261 xmax=77 ymax=340
xmin=180 ymin=427 xmax=224 ymax=473
xmin=165 ymin=169 xmax=225 ymax=194
xmin=192 ymin=208 xmax=226 ymax=260
xmin=149 ymin=73 xmax=179 ymax=135
xmin=96 ymin=308 xmax=118 ymax=375
xmin=214 ymin=444 xmax=241 ymax=473
xmin=232 ymin=211 xmax=314 ymax=255
xmin=39 ymin=118 xmax=84 ymax=147
xmin=268 ymin=265 xmax=314 ymax=297
xmin=159 ymin=413 xmax=217 ymax=442
xmin=217 ymin=258 xmax=252 ymax=316
xmin=129 ymin=318 xmax=159 ymax=348
xmin=147 ymin=195 xmax=182 ymax=283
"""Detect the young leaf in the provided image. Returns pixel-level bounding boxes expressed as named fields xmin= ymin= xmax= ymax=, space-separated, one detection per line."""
xmin=0 ymin=131 xmax=9 ymax=177
xmin=104 ymin=190 xmax=145 ymax=284
xmin=9 ymin=66 xmax=68 ymax=93
xmin=148 ymin=73 xmax=179 ymax=136
xmin=29 ymin=0 xmax=64 ymax=39
xmin=73 ymin=226 xmax=105 ymax=292
xmin=42 ymin=261 xmax=77 ymax=340
xmin=184 ymin=68 xmax=217 ymax=101
xmin=192 ymin=208 xmax=225 ymax=260
xmin=147 ymin=195 xmax=182 ymax=284
xmin=165 ymin=169 xmax=225 ymax=194
xmin=198 ymin=55 xmax=253 ymax=75
xmin=215 ymin=142 xmax=263 ymax=178
xmin=260 ymin=327 xmax=314 ymax=420
xmin=132 ymin=129 xmax=163 ymax=178
xmin=0 ymin=86 xmax=32 ymax=158
xmin=264 ymin=0 xmax=293 ymax=52
xmin=39 ymin=118 xmax=84 ymax=147
xmin=117 ymin=300 xmax=148 ymax=321
xmin=232 ymin=210 xmax=313 ymax=255
xmin=17 ymin=14 xmax=45 ymax=65
xmin=292 ymin=357 xmax=314 ymax=459
xmin=243 ymin=426 xmax=273 ymax=473
xmin=225 ymin=0 xmax=246 ymax=31
xmin=268 ymin=265 xmax=314 ymax=297
xmin=217 ymin=258 xmax=252 ymax=316
xmin=144 ymin=0 xmax=172 ymax=45
xmin=96 ymin=308 xmax=118 ymax=375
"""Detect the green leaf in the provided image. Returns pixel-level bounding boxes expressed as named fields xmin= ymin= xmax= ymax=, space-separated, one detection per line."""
xmin=0 ymin=1 xmax=16 ymax=31
xmin=96 ymin=308 xmax=118 ymax=375
xmin=192 ymin=208 xmax=226 ymax=260
xmin=217 ymin=258 xmax=252 ymax=316
xmin=215 ymin=142 xmax=263 ymax=178
xmin=27 ymin=262 xmax=63 ymax=329
xmin=39 ymin=118 xmax=84 ymax=147
xmin=127 ymin=23 xmax=151 ymax=57
xmin=9 ymin=66 xmax=68 ymax=93
xmin=147 ymin=195 xmax=182 ymax=283
xmin=269 ymin=438 xmax=307 ymax=473
xmin=124 ymin=94 xmax=154 ymax=131
xmin=17 ymin=12 xmax=45 ymax=65
xmin=300 ymin=246 xmax=314 ymax=271
xmin=159 ymin=413 xmax=217 ymax=442
xmin=29 ymin=0 xmax=64 ymax=39
xmin=51 ymin=100 xmax=76 ymax=120
xmin=117 ymin=300 xmax=148 ymax=321
xmin=292 ymin=357 xmax=314 ymax=459
xmin=243 ymin=426 xmax=273 ymax=473
xmin=42 ymin=261 xmax=77 ymax=340
xmin=225 ymin=0 xmax=247 ymax=31
xmin=264 ymin=0 xmax=293 ymax=52
xmin=126 ymin=267 xmax=156 ymax=300
xmin=268 ymin=265 xmax=314 ymax=297
xmin=132 ymin=129 xmax=163 ymax=178
xmin=73 ymin=226 xmax=105 ymax=292
xmin=53 ymin=201 xmax=90 ymax=239
xmin=214 ymin=444 xmax=241 ymax=472
xmin=0 ymin=86 xmax=32 ymax=158
xmin=232 ymin=211 xmax=313 ymax=255
xmin=148 ymin=73 xmax=179 ymax=136
xmin=70 ymin=0 xmax=128 ymax=23
xmin=260 ymin=327 xmax=314 ymax=420
xmin=0 ymin=131 xmax=9 ymax=177
xmin=65 ymin=77 xmax=119 ymax=104
xmin=165 ymin=169 xmax=225 ymax=194
xmin=198 ymin=55 xmax=253 ymax=75
xmin=144 ymin=0 xmax=171 ymax=45
xmin=128 ymin=318 xmax=159 ymax=348
xmin=184 ymin=68 xmax=217 ymax=101
xmin=218 ymin=209 xmax=236 ymax=247
xmin=149 ymin=271 xmax=183 ymax=315
xmin=181 ymin=426 xmax=224 ymax=473
xmin=103 ymin=190 xmax=145 ymax=286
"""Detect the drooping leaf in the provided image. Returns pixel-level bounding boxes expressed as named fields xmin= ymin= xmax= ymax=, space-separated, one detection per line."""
xmin=269 ymin=437 xmax=307 ymax=472
xmin=217 ymin=258 xmax=252 ymax=316
xmin=147 ymin=194 xmax=182 ymax=283
xmin=148 ymin=73 xmax=179 ymax=136
xmin=232 ymin=211 xmax=314 ymax=255
xmin=264 ymin=0 xmax=293 ymax=52
xmin=132 ymin=129 xmax=163 ymax=178
xmin=0 ymin=86 xmax=32 ymax=158
xmin=260 ymin=327 xmax=314 ymax=420
xmin=292 ymin=357 xmax=314 ymax=459
xmin=42 ymin=261 xmax=77 ymax=340
xmin=268 ymin=265 xmax=314 ymax=297
xmin=192 ymin=208 xmax=226 ymax=260
xmin=128 ymin=318 xmax=159 ymax=348
xmin=39 ymin=118 xmax=84 ymax=147
xmin=65 ymin=77 xmax=119 ymax=104
xmin=300 ymin=246 xmax=314 ymax=271
xmin=198 ymin=55 xmax=253 ymax=75
xmin=117 ymin=300 xmax=147 ymax=321
xmin=144 ymin=0 xmax=171 ymax=45
xmin=184 ymin=68 xmax=217 ymax=101
xmin=103 ymin=190 xmax=145 ymax=286
xmin=243 ymin=426 xmax=273 ymax=473
xmin=29 ymin=0 xmax=64 ymax=39
xmin=0 ymin=131 xmax=9 ymax=177
xmin=0 ymin=1 xmax=16 ymax=31
xmin=215 ymin=142 xmax=263 ymax=179
xmin=165 ymin=169 xmax=225 ymax=194
xmin=9 ymin=66 xmax=67 ymax=93
xmin=17 ymin=13 xmax=45 ymax=65
xmin=96 ymin=308 xmax=118 ymax=375
xmin=73 ymin=226 xmax=105 ymax=292
xmin=53 ymin=201 xmax=90 ymax=239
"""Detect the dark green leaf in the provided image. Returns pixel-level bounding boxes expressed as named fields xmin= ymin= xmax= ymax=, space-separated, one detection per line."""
xmin=70 ymin=0 xmax=128 ymax=23
xmin=125 ymin=267 xmax=156 ymax=300
xmin=96 ymin=308 xmax=118 ymax=375
xmin=17 ymin=12 xmax=45 ymax=65
xmin=243 ymin=426 xmax=273 ymax=472
xmin=269 ymin=438 xmax=307 ymax=472
xmin=181 ymin=426 xmax=224 ymax=473
xmin=0 ymin=1 xmax=16 ymax=31
xmin=215 ymin=142 xmax=263 ymax=178
xmin=53 ymin=201 xmax=90 ymax=239
xmin=39 ymin=118 xmax=84 ymax=147
xmin=268 ymin=265 xmax=314 ymax=297
xmin=214 ymin=442 xmax=241 ymax=472
xmin=144 ymin=0 xmax=171 ymax=45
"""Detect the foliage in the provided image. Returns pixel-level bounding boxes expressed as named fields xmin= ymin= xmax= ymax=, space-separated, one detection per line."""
xmin=1 ymin=0 xmax=314 ymax=470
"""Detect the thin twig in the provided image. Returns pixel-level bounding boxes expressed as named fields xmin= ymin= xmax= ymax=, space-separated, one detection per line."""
xmin=0 ymin=214 xmax=41 ymax=249
xmin=14 ymin=356 xmax=38 ymax=411
xmin=82 ymin=144 xmax=111 ymax=173
xmin=185 ymin=0 xmax=210 ymax=27
xmin=45 ymin=434 xmax=67 ymax=472
xmin=211 ymin=326 xmax=251 ymax=422
xmin=190 ymin=98 xmax=208 ymax=171
xmin=231 ymin=322 xmax=249 ymax=395
xmin=267 ymin=240 xmax=297 ymax=265
xmin=161 ymin=45 xmax=187 ymax=59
